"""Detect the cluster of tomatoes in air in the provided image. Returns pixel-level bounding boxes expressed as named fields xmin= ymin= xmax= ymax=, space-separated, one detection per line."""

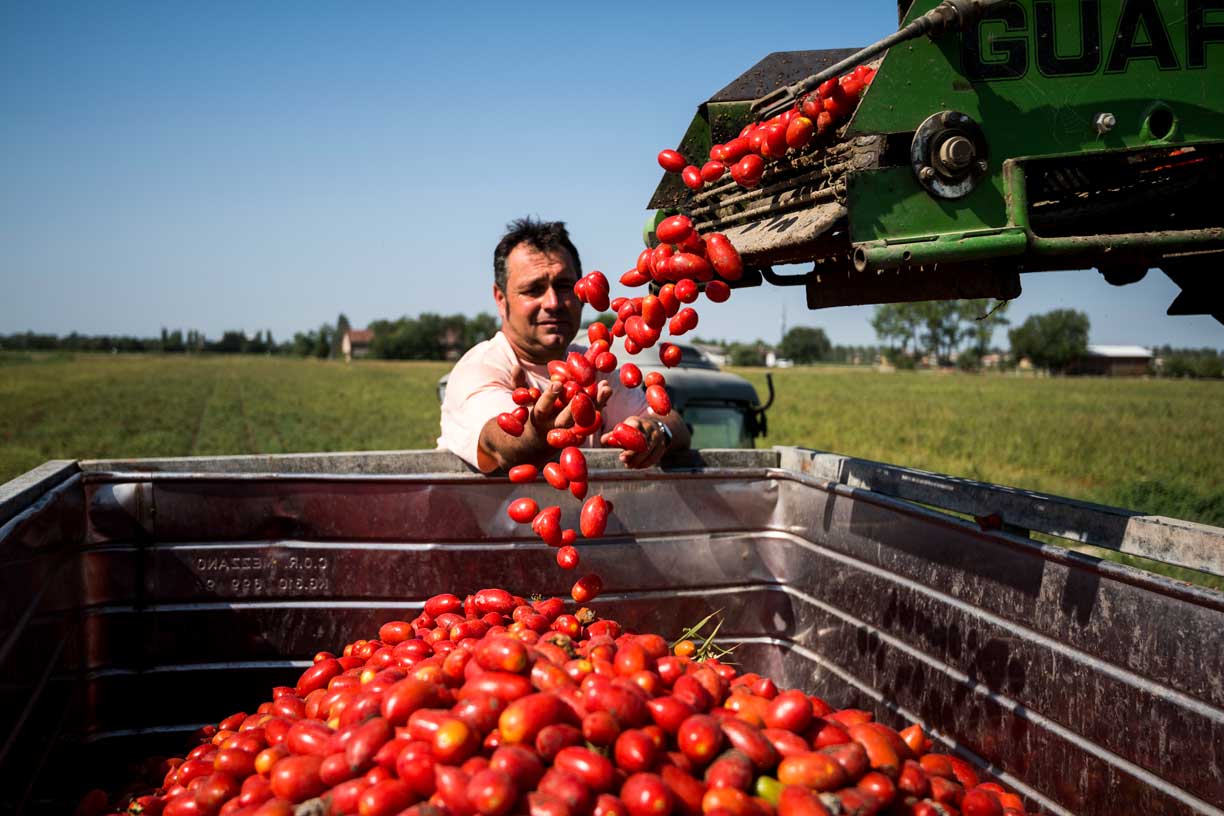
xmin=658 ymin=65 xmax=877 ymax=192
xmin=89 ymin=587 xmax=1034 ymax=816
xmin=493 ymin=62 xmax=872 ymax=607
xmin=493 ymin=207 xmax=743 ymax=604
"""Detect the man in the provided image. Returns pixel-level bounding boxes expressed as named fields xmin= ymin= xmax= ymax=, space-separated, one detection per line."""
xmin=439 ymin=217 xmax=689 ymax=473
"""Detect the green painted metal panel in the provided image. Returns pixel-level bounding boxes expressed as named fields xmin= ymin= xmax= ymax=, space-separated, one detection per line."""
xmin=850 ymin=0 xmax=1224 ymax=154
xmin=847 ymin=166 xmax=1011 ymax=243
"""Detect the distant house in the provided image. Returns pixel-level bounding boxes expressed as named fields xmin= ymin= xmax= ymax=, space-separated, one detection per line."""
xmin=440 ymin=325 xmax=464 ymax=361
xmin=691 ymin=343 xmax=729 ymax=367
xmin=341 ymin=329 xmax=374 ymax=362
xmin=1069 ymin=344 xmax=1153 ymax=376
xmin=765 ymin=351 xmax=793 ymax=368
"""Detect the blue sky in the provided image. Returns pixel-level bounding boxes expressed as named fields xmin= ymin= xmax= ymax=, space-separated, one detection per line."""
xmin=3 ymin=1 xmax=1221 ymax=350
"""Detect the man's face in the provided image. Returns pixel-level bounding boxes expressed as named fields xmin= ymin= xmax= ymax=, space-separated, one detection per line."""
xmin=495 ymin=243 xmax=582 ymax=364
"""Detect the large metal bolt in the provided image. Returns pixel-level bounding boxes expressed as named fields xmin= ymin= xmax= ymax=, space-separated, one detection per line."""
xmin=938 ymin=135 xmax=975 ymax=172
xmin=918 ymin=166 xmax=936 ymax=183
xmin=1094 ymin=112 xmax=1116 ymax=135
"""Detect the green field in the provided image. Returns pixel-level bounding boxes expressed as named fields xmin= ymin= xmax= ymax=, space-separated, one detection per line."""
xmin=2 ymin=354 xmax=1221 ymax=528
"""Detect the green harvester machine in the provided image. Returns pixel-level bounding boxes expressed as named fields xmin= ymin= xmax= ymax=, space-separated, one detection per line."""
xmin=648 ymin=0 xmax=1224 ymax=323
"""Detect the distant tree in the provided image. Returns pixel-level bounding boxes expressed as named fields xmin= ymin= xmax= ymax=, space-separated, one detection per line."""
xmin=778 ymin=326 xmax=832 ymax=363
xmin=962 ymin=299 xmax=1010 ymax=356
xmin=1159 ymin=347 xmax=1223 ymax=379
xmin=292 ymin=331 xmax=317 ymax=357
xmin=247 ymin=330 xmax=267 ymax=354
xmin=465 ymin=313 xmax=499 ymax=348
xmin=870 ymin=303 xmax=923 ymax=355
xmin=1008 ymin=309 xmax=1089 ymax=372
xmin=316 ymin=324 xmax=335 ymax=359
xmin=334 ymin=314 xmax=351 ymax=359
xmin=212 ymin=330 xmax=247 ymax=354
xmin=728 ymin=341 xmax=769 ymax=367
xmin=914 ymin=301 xmax=962 ymax=363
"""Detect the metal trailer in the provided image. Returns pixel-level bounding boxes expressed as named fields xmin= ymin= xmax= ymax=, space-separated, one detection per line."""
xmin=2 ymin=447 xmax=1222 ymax=815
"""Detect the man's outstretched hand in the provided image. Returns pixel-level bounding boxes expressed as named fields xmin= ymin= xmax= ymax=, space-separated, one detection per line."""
xmin=600 ymin=413 xmax=682 ymax=469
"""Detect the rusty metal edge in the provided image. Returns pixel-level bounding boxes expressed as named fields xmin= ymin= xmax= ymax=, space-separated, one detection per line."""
xmin=0 ymin=460 xmax=78 ymax=528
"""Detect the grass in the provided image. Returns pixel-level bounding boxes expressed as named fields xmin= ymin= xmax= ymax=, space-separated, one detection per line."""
xmin=730 ymin=365 xmax=1224 ymax=528
xmin=2 ymin=354 xmax=1221 ymax=529
xmin=0 ymin=354 xmax=449 ymax=478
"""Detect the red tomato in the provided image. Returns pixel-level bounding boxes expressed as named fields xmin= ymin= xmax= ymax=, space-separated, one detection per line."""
xmin=556 ymin=545 xmax=580 ymax=570
xmin=620 ymin=364 xmax=642 ymax=388
xmin=659 ymin=344 xmax=681 ymax=368
xmin=508 ymin=465 xmax=538 ymax=484
xmin=508 ymin=498 xmax=539 ymax=524
xmin=595 ymin=351 xmax=617 ymax=373
xmin=657 ymin=150 xmax=687 ymax=173
xmin=760 ymin=124 xmax=788 ymax=159
xmin=785 ymin=116 xmax=814 ymax=150
xmin=466 ymin=769 xmax=516 ymax=816
xmin=961 ymin=789 xmax=1003 ymax=816
xmin=269 ymin=755 xmax=327 ymax=803
xmin=764 ymin=690 xmax=813 ymax=733
xmin=532 ymin=506 xmax=564 ymax=547
xmin=497 ymin=413 xmax=524 ymax=437
xmin=623 ymin=774 xmax=674 ymax=816
xmin=722 ymin=137 xmax=751 ymax=163
xmin=655 ymin=215 xmax=694 ymax=245
xmin=560 ymin=446 xmax=588 ymax=482
xmin=700 ymin=161 xmax=725 ymax=182
xmin=800 ymin=92 xmax=823 ymax=119
xmin=621 ymin=268 xmax=650 ymax=287
xmin=646 ymin=385 xmax=671 ymax=416
xmin=296 ymin=659 xmax=342 ymax=696
xmin=681 ymin=166 xmax=703 ymax=191
xmin=543 ymin=462 xmax=569 ymax=491
xmin=611 ymin=423 xmax=647 ymax=453
xmin=580 ymin=495 xmax=609 ymax=538
xmin=547 ymin=428 xmax=577 ymax=449
xmin=730 ymin=155 xmax=765 ymax=188
xmin=571 ymin=574 xmax=603 ymax=603
xmin=567 ymin=352 xmax=597 ymax=387
xmin=670 ymin=253 xmax=712 ymax=282
xmin=704 ymin=281 xmax=731 ymax=303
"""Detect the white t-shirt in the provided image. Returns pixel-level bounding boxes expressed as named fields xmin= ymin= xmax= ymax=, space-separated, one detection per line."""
xmin=437 ymin=331 xmax=650 ymax=469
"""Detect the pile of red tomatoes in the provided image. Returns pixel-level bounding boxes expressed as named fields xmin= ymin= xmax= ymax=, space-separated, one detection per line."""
xmin=91 ymin=588 xmax=1033 ymax=816
xmin=658 ymin=65 xmax=877 ymax=192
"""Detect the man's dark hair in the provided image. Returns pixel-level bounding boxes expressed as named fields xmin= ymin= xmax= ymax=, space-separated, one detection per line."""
xmin=494 ymin=217 xmax=582 ymax=293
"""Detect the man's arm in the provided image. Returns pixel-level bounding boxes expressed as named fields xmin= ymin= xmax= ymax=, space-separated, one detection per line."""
xmin=475 ymin=381 xmax=562 ymax=473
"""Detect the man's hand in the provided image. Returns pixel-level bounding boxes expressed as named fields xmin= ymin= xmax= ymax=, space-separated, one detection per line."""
xmin=527 ymin=368 xmax=613 ymax=439
xmin=600 ymin=412 xmax=687 ymax=469
xmin=476 ymin=365 xmax=613 ymax=473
